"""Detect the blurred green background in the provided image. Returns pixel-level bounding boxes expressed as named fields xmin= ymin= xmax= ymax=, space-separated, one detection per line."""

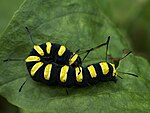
xmin=0 ymin=0 xmax=150 ymax=113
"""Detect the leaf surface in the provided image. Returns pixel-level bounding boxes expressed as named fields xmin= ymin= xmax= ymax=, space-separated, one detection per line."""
xmin=0 ymin=0 xmax=150 ymax=113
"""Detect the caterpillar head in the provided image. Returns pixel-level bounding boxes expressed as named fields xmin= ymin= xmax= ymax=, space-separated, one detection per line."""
xmin=107 ymin=51 xmax=138 ymax=80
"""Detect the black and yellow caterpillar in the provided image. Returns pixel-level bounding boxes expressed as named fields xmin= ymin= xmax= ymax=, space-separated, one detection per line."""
xmin=24 ymin=36 xmax=116 ymax=88
xmin=25 ymin=46 xmax=137 ymax=88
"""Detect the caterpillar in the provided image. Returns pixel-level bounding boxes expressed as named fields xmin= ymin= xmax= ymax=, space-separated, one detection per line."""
xmin=24 ymin=51 xmax=138 ymax=90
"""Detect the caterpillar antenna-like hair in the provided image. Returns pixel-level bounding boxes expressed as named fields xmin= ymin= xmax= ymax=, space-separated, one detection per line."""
xmin=25 ymin=27 xmax=35 ymax=45
xmin=118 ymin=71 xmax=138 ymax=77
xmin=120 ymin=51 xmax=132 ymax=60
xmin=80 ymin=36 xmax=110 ymax=63
xmin=106 ymin=36 xmax=110 ymax=62
xmin=74 ymin=49 xmax=80 ymax=54
xmin=19 ymin=76 xmax=29 ymax=92
xmin=3 ymin=58 xmax=25 ymax=62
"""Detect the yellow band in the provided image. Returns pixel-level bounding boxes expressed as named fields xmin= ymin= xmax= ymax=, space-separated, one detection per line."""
xmin=44 ymin=64 xmax=52 ymax=80
xmin=34 ymin=45 xmax=44 ymax=56
xmin=31 ymin=62 xmax=43 ymax=76
xmin=25 ymin=56 xmax=41 ymax=62
xmin=46 ymin=42 xmax=52 ymax=54
xmin=60 ymin=65 xmax=69 ymax=82
xmin=99 ymin=62 xmax=109 ymax=75
xmin=58 ymin=46 xmax=66 ymax=56
xmin=69 ymin=54 xmax=78 ymax=65
xmin=87 ymin=65 xmax=97 ymax=78
xmin=75 ymin=67 xmax=83 ymax=82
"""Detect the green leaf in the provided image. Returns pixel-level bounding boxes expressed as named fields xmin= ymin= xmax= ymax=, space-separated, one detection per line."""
xmin=0 ymin=0 xmax=150 ymax=113
xmin=98 ymin=0 xmax=149 ymax=27
xmin=0 ymin=0 xmax=24 ymax=36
